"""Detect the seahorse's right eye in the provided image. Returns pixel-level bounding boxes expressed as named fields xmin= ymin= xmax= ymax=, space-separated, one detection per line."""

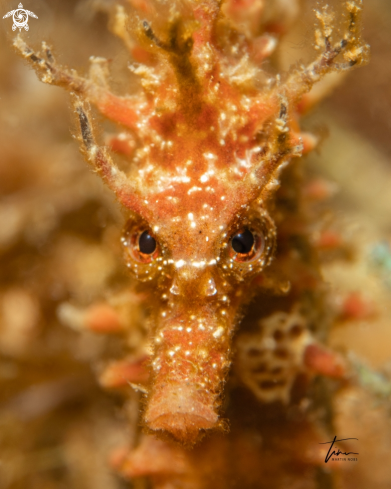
xmin=139 ymin=230 xmax=157 ymax=255
xmin=122 ymin=224 xmax=160 ymax=265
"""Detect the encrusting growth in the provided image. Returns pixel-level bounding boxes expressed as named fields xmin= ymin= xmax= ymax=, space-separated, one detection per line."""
xmin=14 ymin=0 xmax=368 ymax=469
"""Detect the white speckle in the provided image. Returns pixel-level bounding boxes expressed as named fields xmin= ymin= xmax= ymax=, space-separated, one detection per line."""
xmin=203 ymin=152 xmax=217 ymax=160
xmin=221 ymin=196 xmax=225 ymax=200
xmin=206 ymin=278 xmax=217 ymax=296
xmin=188 ymin=213 xmax=194 ymax=221
xmin=178 ymin=326 xmax=183 ymax=331
xmin=186 ymin=327 xmax=192 ymax=332
xmin=168 ymin=351 xmax=175 ymax=357
xmin=206 ymin=236 xmax=209 ymax=242
xmin=185 ymin=351 xmax=190 ymax=356
xmin=188 ymin=186 xmax=203 ymax=194
xmin=192 ymin=261 xmax=206 ymax=268
xmin=209 ymin=259 xmax=217 ymax=265
xmin=191 ymin=222 xmax=196 ymax=228
xmin=170 ymin=283 xmax=180 ymax=295
xmin=175 ymin=259 xmax=186 ymax=268
xmin=213 ymin=327 xmax=224 ymax=338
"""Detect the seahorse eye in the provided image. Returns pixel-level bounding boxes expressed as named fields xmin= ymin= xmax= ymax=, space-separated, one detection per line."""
xmin=122 ymin=222 xmax=160 ymax=267
xmin=139 ymin=230 xmax=157 ymax=254
xmin=231 ymin=229 xmax=254 ymax=254
xmin=229 ymin=226 xmax=267 ymax=264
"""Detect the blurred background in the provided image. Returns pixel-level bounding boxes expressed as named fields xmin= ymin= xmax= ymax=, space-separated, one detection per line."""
xmin=0 ymin=0 xmax=391 ymax=488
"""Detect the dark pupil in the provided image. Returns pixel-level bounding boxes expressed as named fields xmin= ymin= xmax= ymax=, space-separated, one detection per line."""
xmin=139 ymin=230 xmax=156 ymax=254
xmin=231 ymin=229 xmax=254 ymax=254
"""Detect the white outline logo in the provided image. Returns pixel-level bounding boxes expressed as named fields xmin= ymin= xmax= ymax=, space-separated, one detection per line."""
xmin=3 ymin=3 xmax=38 ymax=31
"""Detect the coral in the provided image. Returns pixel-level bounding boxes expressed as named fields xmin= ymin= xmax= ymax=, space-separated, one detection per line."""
xmin=1 ymin=0 xmax=391 ymax=488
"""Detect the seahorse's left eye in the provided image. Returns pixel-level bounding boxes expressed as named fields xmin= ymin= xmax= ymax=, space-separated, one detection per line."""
xmin=231 ymin=229 xmax=254 ymax=254
xmin=222 ymin=211 xmax=276 ymax=278
xmin=229 ymin=228 xmax=265 ymax=263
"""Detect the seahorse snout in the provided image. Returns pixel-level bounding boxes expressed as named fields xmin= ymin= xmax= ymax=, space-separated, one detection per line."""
xmin=145 ymin=298 xmax=234 ymax=443
xmin=145 ymin=384 xmax=219 ymax=443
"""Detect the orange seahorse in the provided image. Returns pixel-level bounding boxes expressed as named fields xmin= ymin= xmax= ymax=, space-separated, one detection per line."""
xmin=14 ymin=0 xmax=369 ymax=486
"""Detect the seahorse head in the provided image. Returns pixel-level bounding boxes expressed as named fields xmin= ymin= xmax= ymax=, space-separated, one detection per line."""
xmin=115 ymin=2 xmax=306 ymax=443
xmin=97 ymin=0 xmax=367 ymax=443
xmin=120 ymin=121 xmax=284 ymax=441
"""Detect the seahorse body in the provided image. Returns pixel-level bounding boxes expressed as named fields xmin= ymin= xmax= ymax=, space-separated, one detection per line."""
xmin=14 ymin=0 xmax=369 ymax=482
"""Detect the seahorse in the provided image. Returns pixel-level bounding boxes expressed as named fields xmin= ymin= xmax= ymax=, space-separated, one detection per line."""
xmin=14 ymin=0 xmax=369 ymax=487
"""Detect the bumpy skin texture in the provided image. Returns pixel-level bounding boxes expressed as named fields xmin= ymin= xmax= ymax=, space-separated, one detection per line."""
xmin=14 ymin=0 xmax=368 ymax=484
